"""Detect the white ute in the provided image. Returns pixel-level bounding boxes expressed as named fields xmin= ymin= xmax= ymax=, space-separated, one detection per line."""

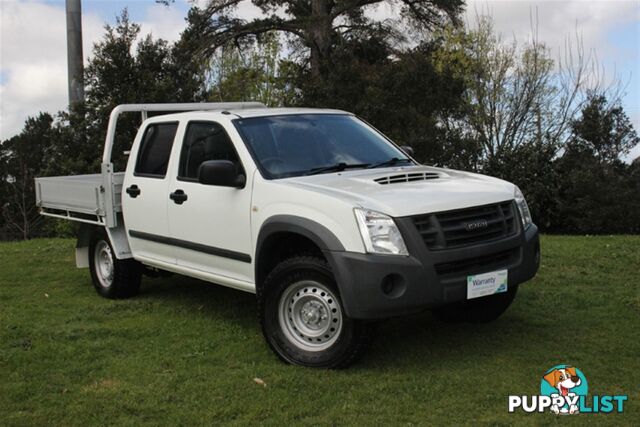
xmin=36 ymin=103 xmax=540 ymax=367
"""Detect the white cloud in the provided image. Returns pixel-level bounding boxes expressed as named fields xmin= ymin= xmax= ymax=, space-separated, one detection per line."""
xmin=0 ymin=0 xmax=103 ymax=140
xmin=5 ymin=63 xmax=67 ymax=103
xmin=491 ymin=2 xmax=635 ymax=33
xmin=234 ymin=1 xmax=266 ymax=20
xmin=190 ymin=0 xmax=273 ymax=20
xmin=138 ymin=3 xmax=186 ymax=42
xmin=191 ymin=0 xmax=210 ymax=9
xmin=0 ymin=0 xmax=188 ymax=140
xmin=465 ymin=1 xmax=639 ymax=60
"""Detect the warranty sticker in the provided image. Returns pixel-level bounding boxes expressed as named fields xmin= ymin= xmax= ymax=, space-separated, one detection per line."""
xmin=467 ymin=269 xmax=508 ymax=299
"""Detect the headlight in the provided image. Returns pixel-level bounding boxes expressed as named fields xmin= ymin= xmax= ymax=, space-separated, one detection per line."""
xmin=354 ymin=208 xmax=408 ymax=255
xmin=514 ymin=186 xmax=532 ymax=229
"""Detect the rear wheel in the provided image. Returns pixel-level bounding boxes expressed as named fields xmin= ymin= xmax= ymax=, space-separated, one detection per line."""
xmin=259 ymin=256 xmax=372 ymax=368
xmin=433 ymin=285 xmax=518 ymax=323
xmin=89 ymin=233 xmax=141 ymax=299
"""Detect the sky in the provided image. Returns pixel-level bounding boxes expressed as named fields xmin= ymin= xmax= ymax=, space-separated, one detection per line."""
xmin=0 ymin=0 xmax=639 ymax=159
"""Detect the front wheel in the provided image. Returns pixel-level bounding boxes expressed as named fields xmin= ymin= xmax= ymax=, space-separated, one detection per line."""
xmin=89 ymin=233 xmax=141 ymax=299
xmin=259 ymin=256 xmax=372 ymax=368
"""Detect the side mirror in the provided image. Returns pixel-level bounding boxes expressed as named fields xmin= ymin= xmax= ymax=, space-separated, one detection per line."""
xmin=400 ymin=145 xmax=414 ymax=157
xmin=198 ymin=160 xmax=246 ymax=188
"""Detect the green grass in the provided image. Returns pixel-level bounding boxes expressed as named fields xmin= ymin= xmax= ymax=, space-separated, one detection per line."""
xmin=1 ymin=236 xmax=638 ymax=426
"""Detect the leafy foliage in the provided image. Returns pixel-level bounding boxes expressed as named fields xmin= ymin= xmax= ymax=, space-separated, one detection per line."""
xmin=298 ymin=36 xmax=472 ymax=167
xmin=0 ymin=114 xmax=57 ymax=239
xmin=206 ymin=32 xmax=297 ymax=105
xmin=553 ymin=96 xmax=640 ymax=233
xmin=569 ymin=94 xmax=640 ymax=163
xmin=85 ymin=10 xmax=206 ymax=171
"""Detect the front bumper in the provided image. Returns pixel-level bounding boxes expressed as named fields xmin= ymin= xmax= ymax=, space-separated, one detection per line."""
xmin=326 ymin=221 xmax=540 ymax=320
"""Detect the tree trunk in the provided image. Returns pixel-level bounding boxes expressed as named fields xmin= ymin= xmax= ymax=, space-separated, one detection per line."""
xmin=309 ymin=0 xmax=333 ymax=78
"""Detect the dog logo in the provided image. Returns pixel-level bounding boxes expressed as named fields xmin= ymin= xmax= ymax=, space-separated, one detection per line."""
xmin=541 ymin=366 xmax=585 ymax=414
xmin=509 ymin=364 xmax=627 ymax=414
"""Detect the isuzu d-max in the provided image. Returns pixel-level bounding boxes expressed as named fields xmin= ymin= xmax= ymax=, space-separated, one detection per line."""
xmin=36 ymin=103 xmax=540 ymax=367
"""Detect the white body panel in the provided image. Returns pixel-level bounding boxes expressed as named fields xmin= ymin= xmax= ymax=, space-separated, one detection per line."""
xmin=251 ymin=178 xmax=366 ymax=253
xmin=280 ymin=166 xmax=515 ymax=218
xmin=121 ymin=127 xmax=175 ymax=264
xmin=136 ymin=254 xmax=255 ymax=293
xmin=165 ymin=116 xmax=256 ymax=282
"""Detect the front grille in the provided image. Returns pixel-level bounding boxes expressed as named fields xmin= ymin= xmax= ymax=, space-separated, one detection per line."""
xmin=412 ymin=201 xmax=517 ymax=250
xmin=435 ymin=248 xmax=520 ymax=277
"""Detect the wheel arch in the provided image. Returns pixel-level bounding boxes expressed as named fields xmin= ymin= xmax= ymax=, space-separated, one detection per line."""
xmin=76 ymin=216 xmax=132 ymax=268
xmin=255 ymin=215 xmax=345 ymax=292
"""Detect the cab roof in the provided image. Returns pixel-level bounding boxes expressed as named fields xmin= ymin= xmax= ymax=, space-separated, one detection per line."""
xmin=151 ymin=107 xmax=351 ymax=122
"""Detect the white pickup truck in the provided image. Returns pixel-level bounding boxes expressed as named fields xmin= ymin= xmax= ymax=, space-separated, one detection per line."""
xmin=36 ymin=103 xmax=540 ymax=368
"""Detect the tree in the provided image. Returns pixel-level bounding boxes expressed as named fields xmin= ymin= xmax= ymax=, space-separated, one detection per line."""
xmin=569 ymin=94 xmax=639 ymax=163
xmin=0 ymin=114 xmax=58 ymax=239
xmin=553 ymin=96 xmax=640 ymax=233
xmin=85 ymin=9 xmax=206 ymax=170
xmin=296 ymin=34 xmax=471 ymax=166
xmin=207 ymin=32 xmax=297 ymax=105
xmin=434 ymin=15 xmax=602 ymax=168
xmin=177 ymin=0 xmax=464 ymax=79
xmin=554 ymin=149 xmax=640 ymax=234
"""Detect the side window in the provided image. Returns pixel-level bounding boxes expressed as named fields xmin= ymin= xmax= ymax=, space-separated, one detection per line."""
xmin=178 ymin=122 xmax=241 ymax=180
xmin=135 ymin=122 xmax=178 ymax=178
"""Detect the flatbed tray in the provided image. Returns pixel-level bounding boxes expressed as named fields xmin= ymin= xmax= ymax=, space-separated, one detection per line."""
xmin=35 ymin=173 xmax=124 ymax=218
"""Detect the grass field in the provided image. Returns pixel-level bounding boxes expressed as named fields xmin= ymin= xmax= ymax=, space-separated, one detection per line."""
xmin=1 ymin=236 xmax=638 ymax=425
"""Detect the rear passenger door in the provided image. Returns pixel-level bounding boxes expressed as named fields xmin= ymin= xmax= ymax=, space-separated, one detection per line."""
xmin=122 ymin=121 xmax=178 ymax=265
xmin=166 ymin=121 xmax=253 ymax=282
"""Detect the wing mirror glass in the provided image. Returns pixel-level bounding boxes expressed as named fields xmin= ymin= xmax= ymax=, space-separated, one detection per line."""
xmin=198 ymin=160 xmax=246 ymax=188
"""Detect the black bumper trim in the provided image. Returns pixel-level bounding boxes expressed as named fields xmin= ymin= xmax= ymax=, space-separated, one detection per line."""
xmin=327 ymin=223 xmax=540 ymax=319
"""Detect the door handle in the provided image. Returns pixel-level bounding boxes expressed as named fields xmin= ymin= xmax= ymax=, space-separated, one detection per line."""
xmin=126 ymin=184 xmax=141 ymax=198
xmin=169 ymin=189 xmax=188 ymax=205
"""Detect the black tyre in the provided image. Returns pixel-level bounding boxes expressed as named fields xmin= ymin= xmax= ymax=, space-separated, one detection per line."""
xmin=259 ymin=256 xmax=372 ymax=368
xmin=433 ymin=285 xmax=518 ymax=323
xmin=89 ymin=232 xmax=142 ymax=299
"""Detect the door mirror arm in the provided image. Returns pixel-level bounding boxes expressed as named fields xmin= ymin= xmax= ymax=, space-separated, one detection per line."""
xmin=234 ymin=173 xmax=246 ymax=188
xmin=400 ymin=145 xmax=414 ymax=157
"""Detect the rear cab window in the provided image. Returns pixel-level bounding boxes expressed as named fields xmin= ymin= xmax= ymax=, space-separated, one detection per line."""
xmin=134 ymin=122 xmax=179 ymax=178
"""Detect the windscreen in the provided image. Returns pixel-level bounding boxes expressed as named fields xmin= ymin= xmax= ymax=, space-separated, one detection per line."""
xmin=234 ymin=114 xmax=410 ymax=179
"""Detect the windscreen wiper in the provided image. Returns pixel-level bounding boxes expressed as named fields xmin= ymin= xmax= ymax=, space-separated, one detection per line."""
xmin=366 ymin=157 xmax=413 ymax=169
xmin=305 ymin=162 xmax=370 ymax=176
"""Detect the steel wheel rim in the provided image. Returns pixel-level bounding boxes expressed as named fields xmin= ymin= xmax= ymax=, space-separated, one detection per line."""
xmin=94 ymin=240 xmax=114 ymax=288
xmin=278 ymin=280 xmax=343 ymax=352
